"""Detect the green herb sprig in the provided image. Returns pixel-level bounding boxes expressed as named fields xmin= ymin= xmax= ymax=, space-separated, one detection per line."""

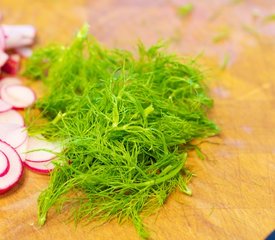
xmin=24 ymin=25 xmax=219 ymax=239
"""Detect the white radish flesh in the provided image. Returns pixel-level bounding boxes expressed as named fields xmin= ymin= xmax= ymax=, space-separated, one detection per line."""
xmin=26 ymin=135 xmax=61 ymax=162
xmin=15 ymin=137 xmax=28 ymax=162
xmin=0 ymin=50 xmax=8 ymax=67
xmin=2 ymin=25 xmax=36 ymax=49
xmin=24 ymin=159 xmax=54 ymax=174
xmin=0 ymin=140 xmax=23 ymax=194
xmin=0 ymin=123 xmax=27 ymax=148
xmin=0 ymin=110 xmax=24 ymax=125
xmin=0 ymin=99 xmax=12 ymax=113
xmin=15 ymin=47 xmax=33 ymax=58
xmin=0 ymin=77 xmax=22 ymax=90
xmin=0 ymin=26 xmax=5 ymax=50
xmin=0 ymin=150 xmax=9 ymax=177
xmin=0 ymin=84 xmax=36 ymax=109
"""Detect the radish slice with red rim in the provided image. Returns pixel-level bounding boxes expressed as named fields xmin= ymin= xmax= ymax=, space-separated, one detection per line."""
xmin=24 ymin=159 xmax=54 ymax=174
xmin=2 ymin=25 xmax=36 ymax=49
xmin=0 ymin=99 xmax=12 ymax=113
xmin=0 ymin=140 xmax=23 ymax=194
xmin=0 ymin=77 xmax=22 ymax=90
xmin=26 ymin=135 xmax=62 ymax=162
xmin=1 ymin=54 xmax=21 ymax=75
xmin=16 ymin=136 xmax=28 ymax=162
xmin=0 ymin=110 xmax=24 ymax=125
xmin=0 ymin=84 xmax=36 ymax=109
xmin=0 ymin=123 xmax=27 ymax=148
xmin=0 ymin=150 xmax=9 ymax=177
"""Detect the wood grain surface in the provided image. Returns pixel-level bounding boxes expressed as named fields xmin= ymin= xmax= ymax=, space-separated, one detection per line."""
xmin=1 ymin=0 xmax=274 ymax=239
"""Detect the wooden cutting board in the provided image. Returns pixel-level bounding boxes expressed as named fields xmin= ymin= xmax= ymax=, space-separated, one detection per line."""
xmin=1 ymin=0 xmax=275 ymax=239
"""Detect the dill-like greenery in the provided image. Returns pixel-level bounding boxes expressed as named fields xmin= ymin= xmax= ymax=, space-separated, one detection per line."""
xmin=23 ymin=25 xmax=219 ymax=239
xmin=177 ymin=3 xmax=194 ymax=17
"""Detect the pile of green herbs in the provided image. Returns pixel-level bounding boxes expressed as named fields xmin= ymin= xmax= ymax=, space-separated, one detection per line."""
xmin=24 ymin=26 xmax=219 ymax=239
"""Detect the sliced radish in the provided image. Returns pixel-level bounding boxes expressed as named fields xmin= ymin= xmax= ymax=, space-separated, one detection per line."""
xmin=2 ymin=25 xmax=36 ymax=49
xmin=0 ymin=140 xmax=23 ymax=194
xmin=0 ymin=77 xmax=22 ymax=90
xmin=0 ymin=99 xmax=12 ymax=113
xmin=10 ymin=54 xmax=20 ymax=62
xmin=16 ymin=136 xmax=28 ymax=162
xmin=15 ymin=47 xmax=33 ymax=58
xmin=0 ymin=84 xmax=36 ymax=109
xmin=0 ymin=150 xmax=9 ymax=177
xmin=1 ymin=54 xmax=20 ymax=75
xmin=0 ymin=26 xmax=5 ymax=50
xmin=26 ymin=135 xmax=61 ymax=162
xmin=0 ymin=50 xmax=8 ymax=67
xmin=0 ymin=123 xmax=27 ymax=148
xmin=0 ymin=110 xmax=24 ymax=125
xmin=24 ymin=159 xmax=54 ymax=174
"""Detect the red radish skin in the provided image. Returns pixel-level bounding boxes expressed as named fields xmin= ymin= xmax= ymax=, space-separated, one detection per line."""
xmin=0 ymin=140 xmax=23 ymax=194
xmin=0 ymin=150 xmax=9 ymax=177
xmin=0 ymin=84 xmax=36 ymax=109
xmin=0 ymin=110 xmax=24 ymax=125
xmin=24 ymin=160 xmax=54 ymax=174
xmin=0 ymin=123 xmax=27 ymax=148
xmin=0 ymin=99 xmax=12 ymax=113
xmin=1 ymin=54 xmax=20 ymax=75
xmin=25 ymin=135 xmax=61 ymax=162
